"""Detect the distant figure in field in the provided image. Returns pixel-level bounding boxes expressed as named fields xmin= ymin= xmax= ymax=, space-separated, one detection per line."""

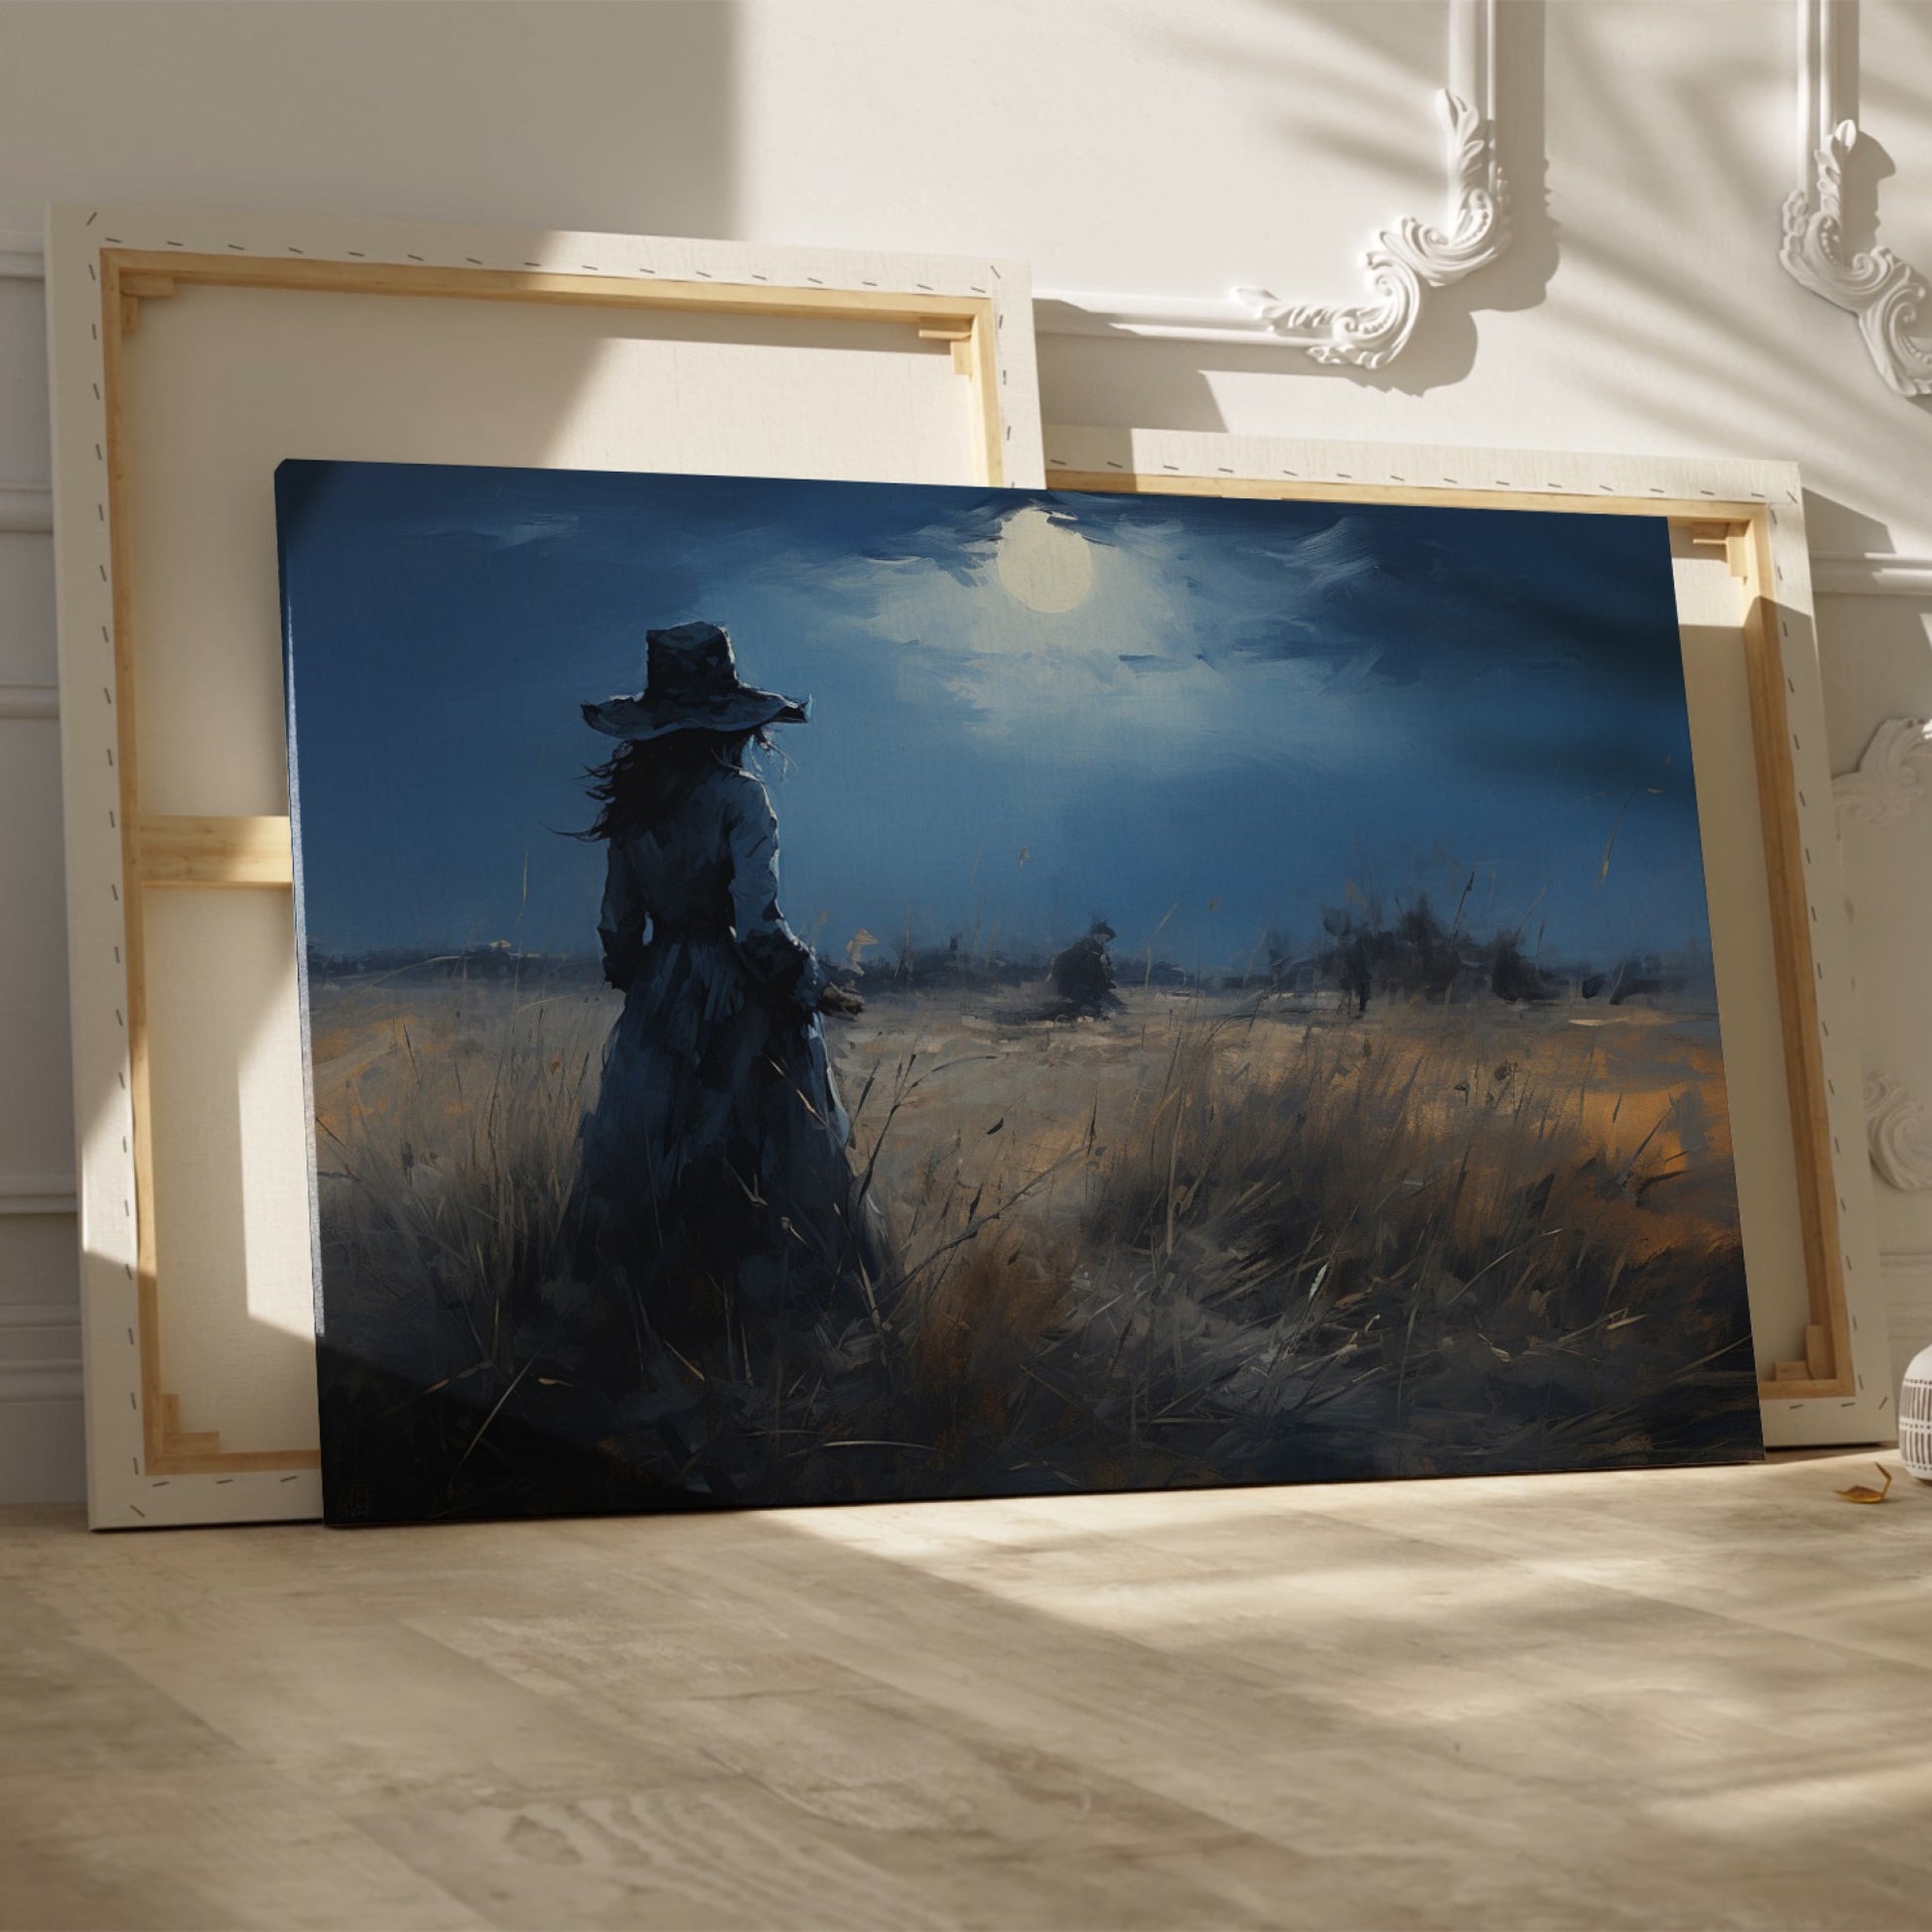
xmin=1050 ymin=918 xmax=1121 ymax=1017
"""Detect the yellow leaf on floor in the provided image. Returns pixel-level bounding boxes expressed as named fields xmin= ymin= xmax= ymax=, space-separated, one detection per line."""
xmin=1835 ymin=1463 xmax=1894 ymax=1505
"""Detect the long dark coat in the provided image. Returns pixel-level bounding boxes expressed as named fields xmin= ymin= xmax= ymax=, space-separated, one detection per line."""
xmin=575 ymin=763 xmax=881 ymax=1351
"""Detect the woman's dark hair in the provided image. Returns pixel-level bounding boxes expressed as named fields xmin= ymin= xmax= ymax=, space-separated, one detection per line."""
xmin=581 ymin=728 xmax=763 ymax=841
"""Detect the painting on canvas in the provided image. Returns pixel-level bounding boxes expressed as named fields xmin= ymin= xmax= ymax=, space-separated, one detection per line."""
xmin=277 ymin=461 xmax=1763 ymax=1523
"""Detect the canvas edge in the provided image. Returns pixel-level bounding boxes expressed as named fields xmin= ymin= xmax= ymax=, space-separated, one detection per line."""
xmin=48 ymin=199 xmax=1046 ymax=1530
xmin=1040 ymin=424 xmax=1891 ymax=1452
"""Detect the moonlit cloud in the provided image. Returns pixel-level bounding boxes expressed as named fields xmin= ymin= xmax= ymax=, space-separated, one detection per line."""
xmin=721 ymin=504 xmax=1373 ymax=780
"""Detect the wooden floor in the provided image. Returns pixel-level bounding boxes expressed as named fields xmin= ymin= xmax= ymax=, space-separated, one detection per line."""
xmin=4 ymin=1451 xmax=1931 ymax=1930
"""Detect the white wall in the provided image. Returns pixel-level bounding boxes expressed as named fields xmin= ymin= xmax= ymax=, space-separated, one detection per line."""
xmin=3 ymin=0 xmax=1929 ymax=1501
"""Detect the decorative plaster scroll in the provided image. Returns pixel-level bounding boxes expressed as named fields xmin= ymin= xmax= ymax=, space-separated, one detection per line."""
xmin=1235 ymin=92 xmax=1508 ymax=369
xmin=1782 ymin=123 xmax=1932 ymax=398
xmin=1781 ymin=0 xmax=1932 ymax=399
xmin=1864 ymin=1074 xmax=1932 ymax=1191
xmin=1834 ymin=717 xmax=1932 ymax=825
xmin=1035 ymin=0 xmax=1509 ymax=364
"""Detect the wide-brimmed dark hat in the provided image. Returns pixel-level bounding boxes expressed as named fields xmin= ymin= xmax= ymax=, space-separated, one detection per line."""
xmin=582 ymin=621 xmax=809 ymax=743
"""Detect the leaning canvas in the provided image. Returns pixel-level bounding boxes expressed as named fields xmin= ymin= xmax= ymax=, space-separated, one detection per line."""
xmin=276 ymin=461 xmax=1763 ymax=1524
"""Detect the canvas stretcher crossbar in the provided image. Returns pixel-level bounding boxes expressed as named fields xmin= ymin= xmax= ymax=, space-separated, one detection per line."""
xmin=48 ymin=203 xmax=1044 ymax=1526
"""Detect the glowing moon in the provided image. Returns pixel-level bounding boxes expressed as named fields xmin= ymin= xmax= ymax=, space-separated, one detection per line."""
xmin=995 ymin=506 xmax=1095 ymax=613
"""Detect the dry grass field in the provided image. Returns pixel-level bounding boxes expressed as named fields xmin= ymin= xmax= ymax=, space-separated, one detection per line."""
xmin=307 ymin=968 xmax=1757 ymax=1520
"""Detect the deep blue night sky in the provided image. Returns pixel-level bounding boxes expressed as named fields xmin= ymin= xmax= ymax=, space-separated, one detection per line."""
xmin=277 ymin=461 xmax=1713 ymax=975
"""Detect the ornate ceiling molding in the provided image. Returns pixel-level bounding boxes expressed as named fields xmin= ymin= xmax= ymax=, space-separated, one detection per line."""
xmin=1834 ymin=717 xmax=1932 ymax=825
xmin=1035 ymin=0 xmax=1509 ymax=366
xmin=1781 ymin=0 xmax=1932 ymax=399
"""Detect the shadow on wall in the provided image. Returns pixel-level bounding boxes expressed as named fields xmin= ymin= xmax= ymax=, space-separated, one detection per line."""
xmin=1234 ymin=0 xmax=1558 ymax=398
xmin=62 ymin=0 xmax=744 ymax=1501
xmin=1519 ymin=0 xmax=1931 ymax=456
xmin=0 ymin=3 xmax=739 ymax=240
xmin=1035 ymin=0 xmax=1555 ymax=419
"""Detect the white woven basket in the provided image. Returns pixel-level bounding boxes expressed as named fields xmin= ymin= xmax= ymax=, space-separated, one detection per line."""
xmin=1902 ymin=1344 xmax=1932 ymax=1480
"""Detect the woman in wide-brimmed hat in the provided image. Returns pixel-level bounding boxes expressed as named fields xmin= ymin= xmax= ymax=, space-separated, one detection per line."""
xmin=573 ymin=621 xmax=884 ymax=1364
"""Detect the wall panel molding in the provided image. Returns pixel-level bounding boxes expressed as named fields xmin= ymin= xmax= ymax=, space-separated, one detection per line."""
xmin=0 ymin=1174 xmax=78 ymax=1217
xmin=0 ymin=1302 xmax=82 ymax=1407
xmin=1835 ymin=721 xmax=1932 ymax=1194
xmin=1781 ymin=0 xmax=1932 ymax=399
xmin=1811 ymin=553 xmax=1932 ymax=597
xmin=0 ymin=231 xmax=43 ymax=281
xmin=0 ymin=482 xmax=54 ymax=532
xmin=1035 ymin=0 xmax=1509 ymax=365
xmin=0 ymin=683 xmax=57 ymax=721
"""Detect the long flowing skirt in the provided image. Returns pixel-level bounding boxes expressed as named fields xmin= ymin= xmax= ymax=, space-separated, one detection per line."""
xmin=574 ymin=933 xmax=885 ymax=1357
